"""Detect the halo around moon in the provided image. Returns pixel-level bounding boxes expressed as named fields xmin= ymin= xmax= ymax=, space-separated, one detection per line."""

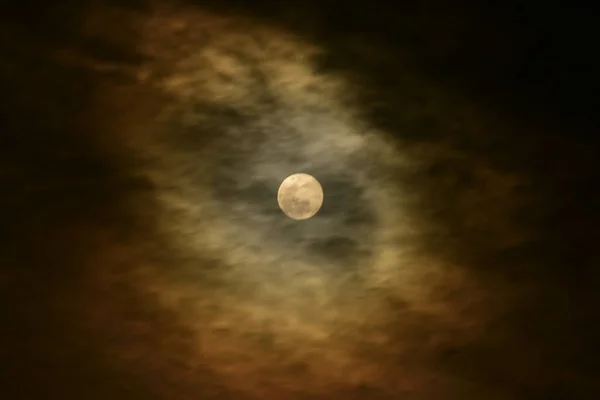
xmin=277 ymin=173 xmax=324 ymax=220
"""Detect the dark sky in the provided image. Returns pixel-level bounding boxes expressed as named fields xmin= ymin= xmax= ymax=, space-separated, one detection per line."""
xmin=1 ymin=1 xmax=598 ymax=399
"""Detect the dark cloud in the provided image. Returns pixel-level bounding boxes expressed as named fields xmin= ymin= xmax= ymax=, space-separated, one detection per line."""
xmin=1 ymin=1 xmax=598 ymax=399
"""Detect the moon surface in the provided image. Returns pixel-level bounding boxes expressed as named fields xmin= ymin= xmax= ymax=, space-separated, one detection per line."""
xmin=277 ymin=173 xmax=324 ymax=220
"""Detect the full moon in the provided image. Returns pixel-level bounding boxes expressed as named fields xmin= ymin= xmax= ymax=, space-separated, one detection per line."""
xmin=277 ymin=173 xmax=324 ymax=220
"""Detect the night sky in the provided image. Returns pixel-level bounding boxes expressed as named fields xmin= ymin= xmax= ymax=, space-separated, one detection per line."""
xmin=1 ymin=1 xmax=598 ymax=399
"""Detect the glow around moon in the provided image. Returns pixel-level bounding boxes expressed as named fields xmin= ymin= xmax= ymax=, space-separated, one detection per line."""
xmin=277 ymin=173 xmax=324 ymax=220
